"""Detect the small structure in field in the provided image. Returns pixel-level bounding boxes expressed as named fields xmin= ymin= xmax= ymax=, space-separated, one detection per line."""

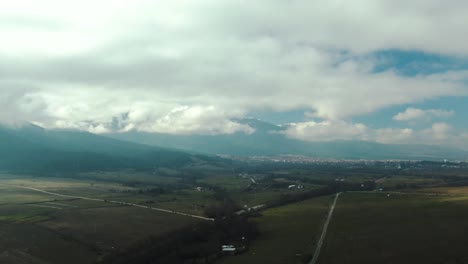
xmin=222 ymin=243 xmax=247 ymax=255
xmin=222 ymin=245 xmax=237 ymax=255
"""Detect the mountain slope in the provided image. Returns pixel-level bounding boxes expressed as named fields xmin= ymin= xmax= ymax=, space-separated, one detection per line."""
xmin=107 ymin=118 xmax=467 ymax=161
xmin=0 ymin=124 xmax=212 ymax=173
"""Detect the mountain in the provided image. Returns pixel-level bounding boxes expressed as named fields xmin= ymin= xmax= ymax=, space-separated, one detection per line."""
xmin=0 ymin=124 xmax=215 ymax=173
xmin=107 ymin=118 xmax=468 ymax=161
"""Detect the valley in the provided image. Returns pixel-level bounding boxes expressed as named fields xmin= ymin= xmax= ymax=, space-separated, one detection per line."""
xmin=1 ymin=160 xmax=468 ymax=264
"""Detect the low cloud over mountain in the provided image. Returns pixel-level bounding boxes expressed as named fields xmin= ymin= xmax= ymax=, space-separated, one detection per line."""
xmin=1 ymin=1 xmax=467 ymax=148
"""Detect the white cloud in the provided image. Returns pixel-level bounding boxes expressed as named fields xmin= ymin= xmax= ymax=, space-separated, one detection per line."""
xmin=29 ymin=88 xmax=254 ymax=135
xmin=393 ymin=108 xmax=455 ymax=122
xmin=375 ymin=123 xmax=454 ymax=145
xmin=120 ymin=105 xmax=255 ymax=135
xmin=284 ymin=121 xmax=467 ymax=150
xmin=424 ymin=122 xmax=452 ymax=141
xmin=373 ymin=128 xmax=415 ymax=144
xmin=284 ymin=120 xmax=368 ymax=142
xmin=0 ymin=0 xmax=467 ymax=135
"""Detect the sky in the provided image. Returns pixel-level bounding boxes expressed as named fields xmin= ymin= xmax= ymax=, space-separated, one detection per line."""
xmin=1 ymin=0 xmax=467 ymax=149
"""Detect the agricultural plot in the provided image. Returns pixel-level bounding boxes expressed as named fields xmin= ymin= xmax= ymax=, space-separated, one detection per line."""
xmin=0 ymin=176 xmax=138 ymax=198
xmin=0 ymin=176 xmax=202 ymax=264
xmin=0 ymin=184 xmax=54 ymax=205
xmin=0 ymin=223 xmax=97 ymax=264
xmin=40 ymin=205 xmax=198 ymax=252
xmin=105 ymin=189 xmax=217 ymax=215
xmin=376 ymin=176 xmax=445 ymax=189
xmin=219 ymin=195 xmax=333 ymax=264
xmin=319 ymin=192 xmax=468 ymax=264
xmin=80 ymin=171 xmax=182 ymax=185
xmin=230 ymin=190 xmax=284 ymax=207
xmin=198 ymin=175 xmax=252 ymax=190
xmin=417 ymin=186 xmax=468 ymax=195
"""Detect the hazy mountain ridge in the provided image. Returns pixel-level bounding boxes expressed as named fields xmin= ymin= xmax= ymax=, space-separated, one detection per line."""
xmin=107 ymin=118 xmax=468 ymax=161
xmin=0 ymin=124 xmax=214 ymax=173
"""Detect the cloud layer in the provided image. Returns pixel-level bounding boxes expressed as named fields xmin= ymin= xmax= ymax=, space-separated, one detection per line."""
xmin=285 ymin=121 xmax=467 ymax=149
xmin=393 ymin=108 xmax=454 ymax=122
xmin=1 ymin=0 xmax=467 ymax=145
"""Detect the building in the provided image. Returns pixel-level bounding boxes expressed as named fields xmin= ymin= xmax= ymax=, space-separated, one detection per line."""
xmin=222 ymin=245 xmax=237 ymax=255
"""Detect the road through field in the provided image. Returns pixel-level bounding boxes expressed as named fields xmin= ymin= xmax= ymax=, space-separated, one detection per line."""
xmin=309 ymin=192 xmax=341 ymax=264
xmin=0 ymin=183 xmax=214 ymax=221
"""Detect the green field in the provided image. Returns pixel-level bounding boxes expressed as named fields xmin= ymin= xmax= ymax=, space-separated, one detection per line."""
xmin=377 ymin=176 xmax=445 ymax=189
xmin=230 ymin=190 xmax=284 ymax=207
xmin=40 ymin=204 xmax=197 ymax=251
xmin=319 ymin=192 xmax=468 ymax=264
xmin=3 ymin=169 xmax=468 ymax=264
xmin=0 ymin=175 xmax=139 ymax=198
xmin=0 ymin=175 xmax=203 ymax=264
xmin=198 ymin=175 xmax=252 ymax=190
xmin=219 ymin=195 xmax=333 ymax=264
xmin=418 ymin=186 xmax=468 ymax=195
xmin=0 ymin=223 xmax=97 ymax=264
xmin=80 ymin=171 xmax=182 ymax=185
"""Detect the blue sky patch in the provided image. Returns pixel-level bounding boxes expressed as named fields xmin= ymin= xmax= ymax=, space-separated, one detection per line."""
xmin=372 ymin=49 xmax=468 ymax=76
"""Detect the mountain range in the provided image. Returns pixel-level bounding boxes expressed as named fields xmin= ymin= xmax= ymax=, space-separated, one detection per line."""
xmin=0 ymin=123 xmax=214 ymax=173
xmin=107 ymin=118 xmax=468 ymax=161
xmin=1 ymin=119 xmax=466 ymax=174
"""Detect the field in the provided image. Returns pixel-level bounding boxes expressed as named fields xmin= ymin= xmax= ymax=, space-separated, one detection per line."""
xmin=418 ymin=186 xmax=468 ymax=195
xmin=376 ymin=176 xmax=445 ymax=189
xmin=0 ymin=222 xmax=97 ymax=264
xmin=0 ymin=175 xmax=137 ymax=198
xmin=2 ymin=165 xmax=468 ymax=264
xmin=219 ymin=195 xmax=333 ymax=264
xmin=0 ymin=174 xmax=203 ymax=264
xmin=198 ymin=175 xmax=252 ymax=190
xmin=40 ymin=204 xmax=196 ymax=250
xmin=230 ymin=190 xmax=284 ymax=207
xmin=319 ymin=192 xmax=468 ymax=264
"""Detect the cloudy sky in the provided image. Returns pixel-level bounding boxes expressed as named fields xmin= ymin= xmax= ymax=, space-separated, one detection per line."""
xmin=1 ymin=0 xmax=467 ymax=149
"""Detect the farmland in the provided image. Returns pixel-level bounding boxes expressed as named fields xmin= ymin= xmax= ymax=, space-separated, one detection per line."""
xmin=218 ymin=195 xmax=333 ymax=264
xmin=0 ymin=175 xmax=204 ymax=264
xmin=319 ymin=192 xmax=468 ymax=264
xmin=1 ymin=161 xmax=468 ymax=264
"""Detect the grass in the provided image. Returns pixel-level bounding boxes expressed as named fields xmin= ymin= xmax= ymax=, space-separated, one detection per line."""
xmin=107 ymin=189 xmax=216 ymax=215
xmin=0 ymin=175 xmax=203 ymax=264
xmin=10 ymin=172 xmax=468 ymax=264
xmin=80 ymin=171 xmax=182 ymax=185
xmin=232 ymin=191 xmax=281 ymax=207
xmin=218 ymin=195 xmax=333 ymax=264
xmin=40 ymin=205 xmax=198 ymax=251
xmin=198 ymin=175 xmax=252 ymax=190
xmin=0 ymin=222 xmax=97 ymax=264
xmin=0 ymin=175 xmax=139 ymax=198
xmin=377 ymin=176 xmax=444 ymax=189
xmin=0 ymin=185 xmax=56 ymax=204
xmin=417 ymin=186 xmax=468 ymax=195
xmin=319 ymin=192 xmax=468 ymax=264
xmin=0 ymin=214 xmax=50 ymax=223
xmin=0 ymin=203 xmax=55 ymax=224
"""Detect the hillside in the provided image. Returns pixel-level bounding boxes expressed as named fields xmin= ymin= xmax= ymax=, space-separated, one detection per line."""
xmin=0 ymin=124 xmax=214 ymax=173
xmin=107 ymin=118 xmax=467 ymax=161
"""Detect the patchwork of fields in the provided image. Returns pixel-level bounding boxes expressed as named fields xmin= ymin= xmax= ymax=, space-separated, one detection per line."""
xmin=0 ymin=176 xmax=201 ymax=264
xmin=219 ymin=195 xmax=333 ymax=264
xmin=3 ymin=169 xmax=468 ymax=264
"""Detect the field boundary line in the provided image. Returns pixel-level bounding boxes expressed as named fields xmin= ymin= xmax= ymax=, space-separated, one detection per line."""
xmin=309 ymin=192 xmax=341 ymax=264
xmin=29 ymin=204 xmax=62 ymax=209
xmin=0 ymin=183 xmax=214 ymax=221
